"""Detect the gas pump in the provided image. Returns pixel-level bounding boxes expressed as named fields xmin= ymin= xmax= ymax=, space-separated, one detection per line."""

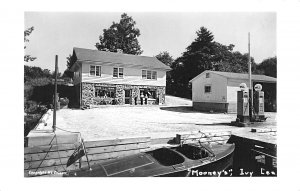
xmin=237 ymin=83 xmax=250 ymax=123
xmin=253 ymin=84 xmax=265 ymax=121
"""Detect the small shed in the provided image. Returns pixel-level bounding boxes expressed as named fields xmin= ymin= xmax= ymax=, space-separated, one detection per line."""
xmin=189 ymin=70 xmax=277 ymax=113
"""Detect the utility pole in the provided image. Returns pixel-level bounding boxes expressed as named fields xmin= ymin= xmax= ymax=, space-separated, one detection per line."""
xmin=248 ymin=33 xmax=253 ymax=121
xmin=52 ymin=55 xmax=58 ymax=132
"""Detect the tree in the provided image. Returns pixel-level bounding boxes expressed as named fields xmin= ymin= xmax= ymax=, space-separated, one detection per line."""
xmin=155 ymin=51 xmax=175 ymax=95
xmin=168 ymin=27 xmax=216 ymax=98
xmin=256 ymin=57 xmax=277 ymax=78
xmin=95 ymin=13 xmax=143 ymax=55
xmin=180 ymin=27 xmax=215 ymax=81
xmin=167 ymin=26 xmax=257 ymax=98
xmin=24 ymin=65 xmax=45 ymax=81
xmin=155 ymin=51 xmax=174 ymax=67
xmin=62 ymin=69 xmax=74 ymax=78
xmin=24 ymin=26 xmax=36 ymax=62
xmin=24 ymin=65 xmax=53 ymax=82
xmin=64 ymin=53 xmax=77 ymax=78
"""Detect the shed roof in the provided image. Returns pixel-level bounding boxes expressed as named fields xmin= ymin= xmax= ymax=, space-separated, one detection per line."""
xmin=71 ymin=47 xmax=171 ymax=71
xmin=189 ymin=70 xmax=277 ymax=83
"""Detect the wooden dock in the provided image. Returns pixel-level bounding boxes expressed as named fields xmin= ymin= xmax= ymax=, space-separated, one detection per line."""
xmin=25 ymin=125 xmax=276 ymax=177
xmin=24 ymin=135 xmax=150 ymax=177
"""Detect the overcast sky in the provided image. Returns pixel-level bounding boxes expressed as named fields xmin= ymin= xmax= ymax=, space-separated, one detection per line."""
xmin=24 ymin=12 xmax=276 ymax=72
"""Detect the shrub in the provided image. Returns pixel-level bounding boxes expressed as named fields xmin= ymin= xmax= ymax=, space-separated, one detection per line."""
xmin=59 ymin=97 xmax=69 ymax=106
xmin=25 ymin=77 xmax=51 ymax=87
xmin=24 ymin=100 xmax=38 ymax=114
xmin=24 ymin=84 xmax=34 ymax=101
xmin=24 ymin=114 xmax=41 ymax=136
xmin=37 ymin=105 xmax=48 ymax=113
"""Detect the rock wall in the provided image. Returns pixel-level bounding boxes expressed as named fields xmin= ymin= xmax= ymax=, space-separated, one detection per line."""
xmin=81 ymin=82 xmax=166 ymax=106
xmin=82 ymin=83 xmax=95 ymax=106
xmin=157 ymin=86 xmax=166 ymax=105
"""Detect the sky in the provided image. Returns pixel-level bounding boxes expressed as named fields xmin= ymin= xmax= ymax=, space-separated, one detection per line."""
xmin=24 ymin=12 xmax=276 ymax=72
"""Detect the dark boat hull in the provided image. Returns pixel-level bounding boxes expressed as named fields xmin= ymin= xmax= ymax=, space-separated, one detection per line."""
xmin=64 ymin=143 xmax=235 ymax=177
xmin=159 ymin=145 xmax=234 ymax=177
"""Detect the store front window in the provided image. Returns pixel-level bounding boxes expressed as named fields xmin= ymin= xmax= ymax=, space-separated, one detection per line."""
xmin=95 ymin=86 xmax=116 ymax=98
xmin=140 ymin=88 xmax=157 ymax=99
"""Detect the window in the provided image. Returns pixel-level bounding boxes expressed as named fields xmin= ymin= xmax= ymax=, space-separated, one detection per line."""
xmin=95 ymin=87 xmax=116 ymax=98
xmin=147 ymin=70 xmax=152 ymax=79
xmin=152 ymin=71 xmax=157 ymax=80
xmin=206 ymin=73 xmax=210 ymax=78
xmin=119 ymin=68 xmax=123 ymax=78
xmin=96 ymin=66 xmax=101 ymax=76
xmin=204 ymin=85 xmax=211 ymax=93
xmin=142 ymin=70 xmax=157 ymax=80
xmin=113 ymin=67 xmax=124 ymax=78
xmin=90 ymin=65 xmax=101 ymax=77
xmin=140 ymin=88 xmax=157 ymax=99
xmin=142 ymin=70 xmax=147 ymax=79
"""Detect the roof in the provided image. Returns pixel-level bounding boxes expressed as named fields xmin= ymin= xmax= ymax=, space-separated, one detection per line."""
xmin=71 ymin=47 xmax=171 ymax=71
xmin=189 ymin=70 xmax=277 ymax=83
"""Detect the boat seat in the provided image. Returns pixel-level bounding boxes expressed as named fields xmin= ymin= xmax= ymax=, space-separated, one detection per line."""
xmin=149 ymin=148 xmax=185 ymax=166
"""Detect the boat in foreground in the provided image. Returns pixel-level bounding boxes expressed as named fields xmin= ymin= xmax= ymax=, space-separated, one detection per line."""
xmin=63 ymin=143 xmax=235 ymax=177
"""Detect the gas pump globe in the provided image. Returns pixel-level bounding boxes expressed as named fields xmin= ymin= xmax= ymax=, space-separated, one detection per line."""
xmin=239 ymin=83 xmax=248 ymax=91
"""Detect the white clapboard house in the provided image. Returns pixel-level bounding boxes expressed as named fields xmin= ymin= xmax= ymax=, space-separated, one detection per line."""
xmin=189 ymin=70 xmax=277 ymax=113
xmin=70 ymin=47 xmax=171 ymax=107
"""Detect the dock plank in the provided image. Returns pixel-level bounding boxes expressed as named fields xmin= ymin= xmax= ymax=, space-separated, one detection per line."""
xmin=84 ymin=137 xmax=150 ymax=148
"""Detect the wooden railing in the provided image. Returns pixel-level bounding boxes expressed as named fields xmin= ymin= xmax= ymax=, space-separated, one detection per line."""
xmin=24 ymin=136 xmax=150 ymax=177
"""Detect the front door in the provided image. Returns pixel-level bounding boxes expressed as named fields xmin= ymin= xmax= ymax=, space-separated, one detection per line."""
xmin=124 ymin=89 xmax=131 ymax=104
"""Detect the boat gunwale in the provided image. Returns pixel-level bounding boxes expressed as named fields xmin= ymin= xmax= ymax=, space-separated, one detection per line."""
xmin=64 ymin=143 xmax=235 ymax=177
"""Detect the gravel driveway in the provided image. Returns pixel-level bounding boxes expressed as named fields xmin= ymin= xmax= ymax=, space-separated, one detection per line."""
xmin=40 ymin=96 xmax=276 ymax=141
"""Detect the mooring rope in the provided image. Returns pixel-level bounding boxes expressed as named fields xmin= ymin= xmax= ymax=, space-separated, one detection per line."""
xmin=32 ymin=126 xmax=82 ymax=175
xmin=33 ymin=135 xmax=55 ymax=173
xmin=56 ymin=126 xmax=81 ymax=134
xmin=54 ymin=131 xmax=67 ymax=172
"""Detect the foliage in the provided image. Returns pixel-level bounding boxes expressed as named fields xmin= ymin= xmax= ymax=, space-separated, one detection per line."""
xmin=24 ymin=102 xmax=47 ymax=137
xmin=24 ymin=65 xmax=52 ymax=82
xmin=59 ymin=97 xmax=69 ymax=106
xmin=24 ymin=100 xmax=47 ymax=114
xmin=155 ymin=51 xmax=175 ymax=95
xmin=167 ymin=26 xmax=258 ymax=98
xmin=24 ymin=84 xmax=34 ymax=102
xmin=24 ymin=114 xmax=42 ymax=137
xmin=64 ymin=53 xmax=76 ymax=79
xmin=256 ymin=57 xmax=277 ymax=78
xmin=25 ymin=77 xmax=52 ymax=87
xmin=155 ymin=51 xmax=174 ymax=67
xmin=24 ymin=26 xmax=36 ymax=62
xmin=51 ymin=71 xmax=61 ymax=79
xmin=95 ymin=13 xmax=143 ymax=55
xmin=24 ymin=100 xmax=38 ymax=114
xmin=63 ymin=68 xmax=74 ymax=78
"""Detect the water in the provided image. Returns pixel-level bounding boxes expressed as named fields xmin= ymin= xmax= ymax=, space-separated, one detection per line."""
xmin=228 ymin=135 xmax=277 ymax=177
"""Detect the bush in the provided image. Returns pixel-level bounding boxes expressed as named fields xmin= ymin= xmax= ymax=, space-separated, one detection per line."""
xmin=59 ymin=97 xmax=69 ymax=106
xmin=37 ymin=105 xmax=48 ymax=113
xmin=25 ymin=77 xmax=51 ymax=87
xmin=24 ymin=84 xmax=34 ymax=101
xmin=24 ymin=100 xmax=38 ymax=114
xmin=24 ymin=114 xmax=41 ymax=136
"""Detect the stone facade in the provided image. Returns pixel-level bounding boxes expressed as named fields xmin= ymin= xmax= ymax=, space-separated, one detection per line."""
xmin=81 ymin=82 xmax=165 ymax=107
xmin=82 ymin=83 xmax=95 ymax=106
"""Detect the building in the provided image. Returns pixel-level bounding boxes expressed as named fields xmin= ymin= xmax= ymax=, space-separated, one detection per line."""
xmin=70 ymin=47 xmax=171 ymax=107
xmin=189 ymin=70 xmax=277 ymax=113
